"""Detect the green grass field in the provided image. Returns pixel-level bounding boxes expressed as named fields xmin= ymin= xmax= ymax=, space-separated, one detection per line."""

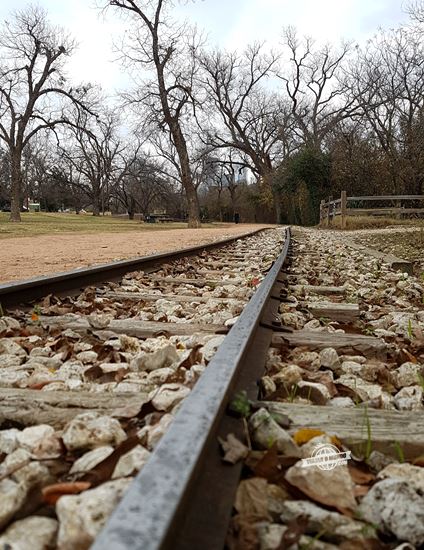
xmin=0 ymin=212 xmax=218 ymax=239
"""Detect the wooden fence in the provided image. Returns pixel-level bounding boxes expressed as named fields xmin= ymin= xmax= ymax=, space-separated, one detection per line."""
xmin=319 ymin=192 xmax=424 ymax=228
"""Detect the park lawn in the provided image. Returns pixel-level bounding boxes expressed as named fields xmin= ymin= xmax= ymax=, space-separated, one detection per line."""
xmin=0 ymin=212 xmax=215 ymax=239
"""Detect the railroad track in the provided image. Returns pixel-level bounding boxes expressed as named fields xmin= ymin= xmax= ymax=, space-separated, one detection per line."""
xmin=1 ymin=226 xmax=424 ymax=549
xmin=0 ymin=227 xmax=288 ymax=549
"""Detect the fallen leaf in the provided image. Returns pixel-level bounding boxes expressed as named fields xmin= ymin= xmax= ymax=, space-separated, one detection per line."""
xmin=400 ymin=348 xmax=417 ymax=364
xmin=412 ymin=455 xmax=424 ymax=467
xmin=80 ymin=436 xmax=140 ymax=485
xmin=348 ymin=464 xmax=375 ymax=485
xmin=293 ymin=428 xmax=325 ymax=445
xmin=42 ymin=481 xmax=91 ymax=504
xmin=279 ymin=515 xmax=308 ymax=549
xmin=353 ymin=485 xmax=370 ymax=497
xmin=226 ymin=514 xmax=260 ymax=550
xmin=302 ymin=371 xmax=338 ymax=396
xmin=234 ymin=478 xmax=270 ymax=519
xmin=219 ymin=433 xmax=249 ymax=464
xmin=253 ymin=444 xmax=280 ymax=480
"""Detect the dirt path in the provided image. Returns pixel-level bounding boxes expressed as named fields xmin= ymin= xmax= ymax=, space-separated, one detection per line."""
xmin=0 ymin=224 xmax=274 ymax=284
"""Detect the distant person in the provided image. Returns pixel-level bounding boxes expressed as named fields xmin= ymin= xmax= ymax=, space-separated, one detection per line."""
xmin=234 ymin=212 xmax=240 ymax=224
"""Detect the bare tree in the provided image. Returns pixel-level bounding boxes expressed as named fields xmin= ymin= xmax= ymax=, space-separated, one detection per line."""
xmin=199 ymin=44 xmax=288 ymax=221
xmin=406 ymin=1 xmax=424 ymax=23
xmin=108 ymin=0 xmax=203 ymax=227
xmin=279 ymin=28 xmax=356 ymax=150
xmin=0 ymin=6 xmax=92 ymax=221
xmin=350 ymin=27 xmax=424 ymax=193
xmin=58 ymin=111 xmax=123 ymax=215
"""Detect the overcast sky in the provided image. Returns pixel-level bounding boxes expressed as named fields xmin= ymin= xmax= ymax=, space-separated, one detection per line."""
xmin=0 ymin=0 xmax=408 ymax=91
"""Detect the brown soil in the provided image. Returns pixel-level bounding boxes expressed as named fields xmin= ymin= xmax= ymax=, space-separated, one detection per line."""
xmin=0 ymin=224 xmax=274 ymax=284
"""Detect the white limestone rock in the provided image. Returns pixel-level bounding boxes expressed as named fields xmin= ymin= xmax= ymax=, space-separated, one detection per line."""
xmin=319 ymin=348 xmax=340 ymax=371
xmin=279 ymin=500 xmax=374 ymax=541
xmin=62 ymin=412 xmax=126 ymax=451
xmin=393 ymin=362 xmax=424 ymax=389
xmin=340 ymin=361 xmax=364 ymax=377
xmin=328 ymin=397 xmax=355 ymax=408
xmin=0 ymin=354 xmax=24 ymax=368
xmin=0 ymin=516 xmax=58 ymax=550
xmin=358 ymin=479 xmax=424 ymax=546
xmin=76 ymin=351 xmax=98 ymax=364
xmin=393 ymin=386 xmax=423 ymax=410
xmin=16 ymin=425 xmax=55 ymax=453
xmin=0 ymin=338 xmax=26 ymax=358
xmin=70 ymin=446 xmax=114 ymax=474
xmin=272 ymin=364 xmax=303 ymax=386
xmin=112 ymin=445 xmax=151 ymax=478
xmin=0 ymin=479 xmax=27 ymax=529
xmin=0 ymin=428 xmax=20 ymax=455
xmin=249 ymin=408 xmax=300 ymax=457
xmin=0 ymin=317 xmax=20 ymax=332
xmin=130 ymin=344 xmax=179 ymax=372
xmin=336 ymin=375 xmax=383 ymax=402
xmin=138 ymin=413 xmax=174 ymax=450
xmin=377 ymin=463 xmax=424 ymax=492
xmin=150 ymin=383 xmax=190 ymax=411
xmin=56 ymin=478 xmax=131 ymax=550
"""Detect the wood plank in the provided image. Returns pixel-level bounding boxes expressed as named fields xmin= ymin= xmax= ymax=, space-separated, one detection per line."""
xmin=196 ymin=269 xmax=247 ymax=277
xmin=0 ymin=388 xmax=146 ymax=429
xmin=289 ymin=284 xmax=347 ymax=296
xmin=146 ymin=276 xmax=243 ymax=286
xmin=347 ymin=194 xmax=424 ymax=201
xmin=38 ymin=315 xmax=228 ymax=337
xmin=272 ymin=330 xmax=386 ymax=358
xmin=101 ymin=292 xmax=245 ymax=305
xmin=307 ymin=302 xmax=360 ymax=323
xmin=345 ymin=241 xmax=413 ymax=275
xmin=258 ymin=402 xmax=424 ymax=460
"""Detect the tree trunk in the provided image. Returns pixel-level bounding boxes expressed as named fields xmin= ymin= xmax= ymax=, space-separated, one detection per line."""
xmin=186 ymin=184 xmax=201 ymax=228
xmin=9 ymin=149 xmax=22 ymax=222
xmin=92 ymin=191 xmax=100 ymax=216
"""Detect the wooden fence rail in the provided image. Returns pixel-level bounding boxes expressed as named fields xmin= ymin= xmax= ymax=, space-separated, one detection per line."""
xmin=319 ymin=192 xmax=424 ymax=228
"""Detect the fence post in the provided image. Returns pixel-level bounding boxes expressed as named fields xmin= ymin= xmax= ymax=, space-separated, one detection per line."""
xmin=319 ymin=200 xmax=324 ymax=226
xmin=341 ymin=190 xmax=347 ymax=229
xmin=327 ymin=196 xmax=332 ymax=227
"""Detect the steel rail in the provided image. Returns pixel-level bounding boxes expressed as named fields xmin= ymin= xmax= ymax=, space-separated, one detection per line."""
xmin=92 ymin=227 xmax=292 ymax=550
xmin=0 ymin=228 xmax=265 ymax=308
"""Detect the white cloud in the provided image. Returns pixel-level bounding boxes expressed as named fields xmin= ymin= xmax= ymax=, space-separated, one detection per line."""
xmin=0 ymin=0 xmax=408 ymax=91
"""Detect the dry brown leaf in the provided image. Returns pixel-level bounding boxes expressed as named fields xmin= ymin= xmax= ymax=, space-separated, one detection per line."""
xmin=353 ymin=484 xmax=370 ymax=497
xmin=253 ymin=444 xmax=280 ymax=480
xmin=226 ymin=514 xmax=260 ymax=550
xmin=80 ymin=436 xmax=140 ymax=485
xmin=42 ymin=481 xmax=91 ymax=504
xmin=279 ymin=515 xmax=308 ymax=549
xmin=234 ymin=478 xmax=270 ymax=520
xmin=348 ymin=464 xmax=375 ymax=485
xmin=412 ymin=455 xmax=424 ymax=467
xmin=302 ymin=371 xmax=338 ymax=396
xmin=219 ymin=433 xmax=249 ymax=464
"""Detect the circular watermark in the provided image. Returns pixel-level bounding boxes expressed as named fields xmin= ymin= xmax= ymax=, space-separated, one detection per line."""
xmin=300 ymin=444 xmax=351 ymax=471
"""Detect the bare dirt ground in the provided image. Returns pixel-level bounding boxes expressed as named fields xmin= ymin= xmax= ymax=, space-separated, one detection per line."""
xmin=0 ymin=224 xmax=274 ymax=284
